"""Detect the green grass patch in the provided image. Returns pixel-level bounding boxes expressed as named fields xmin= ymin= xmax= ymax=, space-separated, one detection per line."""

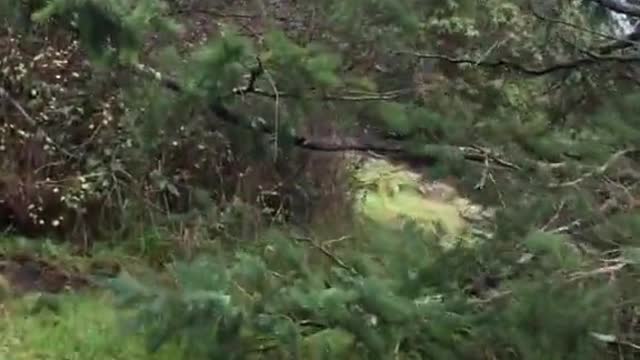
xmin=353 ymin=159 xmax=468 ymax=236
xmin=0 ymin=158 xmax=481 ymax=359
xmin=0 ymin=291 xmax=179 ymax=359
xmin=359 ymin=190 xmax=466 ymax=234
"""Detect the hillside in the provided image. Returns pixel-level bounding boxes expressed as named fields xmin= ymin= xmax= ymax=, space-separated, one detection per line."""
xmin=3 ymin=0 xmax=640 ymax=358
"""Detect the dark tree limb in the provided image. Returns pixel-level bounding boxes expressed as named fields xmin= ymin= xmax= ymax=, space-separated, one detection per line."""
xmin=233 ymin=57 xmax=264 ymax=94
xmin=589 ymin=0 xmax=640 ymax=17
xmin=599 ymin=28 xmax=640 ymax=54
xmin=530 ymin=3 xmax=623 ymax=43
xmin=400 ymin=51 xmax=640 ymax=76
xmin=528 ymin=3 xmax=640 ymax=54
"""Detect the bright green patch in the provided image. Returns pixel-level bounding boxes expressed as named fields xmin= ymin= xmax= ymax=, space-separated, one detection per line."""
xmin=359 ymin=190 xmax=466 ymax=234
xmin=353 ymin=159 xmax=468 ymax=235
xmin=0 ymin=292 xmax=179 ymax=360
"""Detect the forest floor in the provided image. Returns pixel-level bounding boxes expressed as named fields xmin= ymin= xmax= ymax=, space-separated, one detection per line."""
xmin=0 ymin=240 xmax=179 ymax=359
xmin=0 ymin=159 xmax=473 ymax=359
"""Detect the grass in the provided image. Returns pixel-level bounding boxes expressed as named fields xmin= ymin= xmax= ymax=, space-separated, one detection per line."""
xmin=359 ymin=190 xmax=466 ymax=234
xmin=0 ymin=159 xmax=476 ymax=359
xmin=0 ymin=291 xmax=180 ymax=360
xmin=353 ymin=159 xmax=469 ymax=236
xmin=0 ymin=237 xmax=177 ymax=360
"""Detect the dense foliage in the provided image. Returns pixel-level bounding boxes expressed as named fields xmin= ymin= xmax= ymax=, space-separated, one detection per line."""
xmin=4 ymin=0 xmax=640 ymax=358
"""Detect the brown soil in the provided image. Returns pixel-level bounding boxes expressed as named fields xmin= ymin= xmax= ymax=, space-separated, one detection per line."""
xmin=0 ymin=254 xmax=93 ymax=294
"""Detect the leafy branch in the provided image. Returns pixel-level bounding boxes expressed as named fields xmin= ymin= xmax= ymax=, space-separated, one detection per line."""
xmin=134 ymin=64 xmax=519 ymax=169
xmin=528 ymin=2 xmax=640 ymax=54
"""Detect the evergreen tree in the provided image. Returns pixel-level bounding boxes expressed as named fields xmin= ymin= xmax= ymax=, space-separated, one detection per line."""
xmin=3 ymin=0 xmax=640 ymax=358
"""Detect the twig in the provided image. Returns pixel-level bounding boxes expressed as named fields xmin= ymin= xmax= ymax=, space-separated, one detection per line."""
xmin=399 ymin=51 xmax=640 ymax=76
xmin=470 ymin=145 xmax=521 ymax=171
xmin=322 ymin=235 xmax=352 ymax=247
xmin=474 ymin=156 xmax=490 ymax=190
xmin=548 ymin=219 xmax=583 ymax=234
xmin=568 ymin=262 xmax=627 ymax=282
xmin=487 ymin=171 xmax=506 ymax=207
xmin=472 ymin=260 xmax=627 ymax=305
xmin=238 ymin=87 xmax=411 ymax=102
xmin=475 ymin=38 xmax=509 ymax=66
xmin=617 ymin=338 xmax=640 ymax=352
xmin=549 ymin=149 xmax=638 ymax=188
xmin=0 ymin=85 xmax=77 ymax=158
xmin=0 ymin=85 xmax=37 ymax=127
xmin=233 ymin=57 xmax=264 ymax=95
xmin=168 ymin=7 xmax=257 ymax=19
xmin=293 ymin=235 xmax=357 ymax=274
xmin=529 ymin=1 xmax=636 ymax=49
xmin=599 ymin=29 xmax=640 ymax=54
xmin=261 ymin=66 xmax=280 ymax=162
xmin=541 ymin=200 xmax=567 ymax=232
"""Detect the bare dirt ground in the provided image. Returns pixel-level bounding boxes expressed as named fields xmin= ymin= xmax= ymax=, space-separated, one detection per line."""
xmin=0 ymin=254 xmax=103 ymax=295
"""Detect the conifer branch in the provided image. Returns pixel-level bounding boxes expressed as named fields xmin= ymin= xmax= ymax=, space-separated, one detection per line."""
xmin=134 ymin=64 xmax=520 ymax=169
xmin=529 ymin=3 xmax=640 ymax=54
xmin=402 ymin=51 xmax=640 ymax=76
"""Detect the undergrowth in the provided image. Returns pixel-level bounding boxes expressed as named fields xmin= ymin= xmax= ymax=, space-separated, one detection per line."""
xmin=102 ymin=223 xmax=624 ymax=360
xmin=0 ymin=292 xmax=180 ymax=359
xmin=2 ymin=0 xmax=640 ymax=359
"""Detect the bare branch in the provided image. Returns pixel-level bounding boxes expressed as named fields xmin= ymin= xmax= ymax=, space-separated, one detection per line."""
xmin=589 ymin=0 xmax=640 ymax=18
xmin=599 ymin=28 xmax=640 ymax=53
xmin=529 ymin=0 xmax=640 ymax=54
xmin=531 ymin=4 xmax=624 ymax=43
xmin=529 ymin=3 xmax=640 ymax=54
xmin=244 ymin=88 xmax=411 ymax=102
xmin=229 ymin=59 xmax=411 ymax=101
xmin=232 ymin=57 xmax=264 ymax=94
xmin=400 ymin=51 xmax=640 ymax=76
xmin=293 ymin=235 xmax=357 ymax=274
xmin=0 ymin=85 xmax=37 ymax=127
xmin=167 ymin=6 xmax=257 ymax=19
xmin=549 ymin=148 xmax=639 ymax=188
xmin=0 ymin=85 xmax=77 ymax=158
